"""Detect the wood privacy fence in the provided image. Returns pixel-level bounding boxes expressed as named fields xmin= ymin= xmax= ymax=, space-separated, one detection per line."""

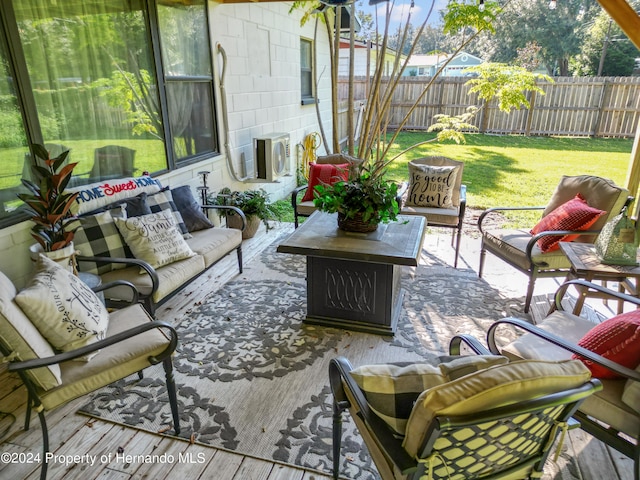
xmin=337 ymin=76 xmax=640 ymax=139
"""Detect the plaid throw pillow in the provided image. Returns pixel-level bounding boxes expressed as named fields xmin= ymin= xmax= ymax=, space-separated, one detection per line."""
xmin=530 ymin=193 xmax=606 ymax=252
xmin=69 ymin=210 xmax=129 ymax=275
xmin=350 ymin=363 xmax=446 ymax=435
xmin=147 ymin=189 xmax=191 ymax=238
xmin=351 ymin=355 xmax=510 ymax=436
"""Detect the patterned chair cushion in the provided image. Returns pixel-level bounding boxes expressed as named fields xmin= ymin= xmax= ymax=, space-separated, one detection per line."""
xmin=301 ymin=162 xmax=349 ymax=202
xmin=115 ymin=209 xmax=196 ymax=270
xmin=68 ymin=176 xmax=162 ymax=215
xmin=406 ymin=163 xmax=461 ymax=209
xmin=15 ymin=256 xmax=110 ymax=361
xmin=530 ymin=193 xmax=606 ymax=252
xmin=572 ymin=310 xmax=640 ymax=379
xmin=350 ymin=355 xmax=508 ymax=435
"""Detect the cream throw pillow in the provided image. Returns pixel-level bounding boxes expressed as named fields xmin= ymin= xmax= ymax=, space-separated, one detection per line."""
xmin=406 ymin=163 xmax=460 ymax=208
xmin=15 ymin=255 xmax=109 ymax=361
xmin=115 ymin=209 xmax=195 ymax=269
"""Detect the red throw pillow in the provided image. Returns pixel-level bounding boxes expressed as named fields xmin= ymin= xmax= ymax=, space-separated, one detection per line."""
xmin=301 ymin=162 xmax=349 ymax=202
xmin=530 ymin=193 xmax=606 ymax=252
xmin=572 ymin=310 xmax=640 ymax=378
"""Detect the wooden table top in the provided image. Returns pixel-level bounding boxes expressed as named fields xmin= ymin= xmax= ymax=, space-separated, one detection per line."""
xmin=560 ymin=242 xmax=640 ymax=277
xmin=276 ymin=212 xmax=427 ymax=267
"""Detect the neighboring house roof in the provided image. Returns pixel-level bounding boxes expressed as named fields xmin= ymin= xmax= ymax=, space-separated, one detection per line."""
xmin=403 ymin=51 xmax=484 ymax=76
xmin=435 ymin=51 xmax=484 ymax=67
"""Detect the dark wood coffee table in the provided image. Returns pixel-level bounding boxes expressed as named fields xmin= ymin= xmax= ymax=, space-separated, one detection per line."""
xmin=277 ymin=212 xmax=426 ymax=335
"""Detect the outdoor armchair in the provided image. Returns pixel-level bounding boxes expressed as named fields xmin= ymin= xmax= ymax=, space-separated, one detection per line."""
xmin=478 ymin=174 xmax=630 ymax=312
xmin=330 ymin=337 xmax=601 ymax=480
xmin=399 ymin=156 xmax=466 ymax=268
xmin=0 ymin=269 xmax=180 ymax=480
xmin=481 ymin=279 xmax=640 ymax=480
xmin=291 ymin=153 xmax=363 ymax=228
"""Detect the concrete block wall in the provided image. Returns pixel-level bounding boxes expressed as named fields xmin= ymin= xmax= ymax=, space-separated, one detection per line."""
xmin=208 ymin=1 xmax=332 ymax=202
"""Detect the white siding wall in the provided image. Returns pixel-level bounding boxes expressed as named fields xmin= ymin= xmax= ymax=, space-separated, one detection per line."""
xmin=0 ymin=1 xmax=333 ymax=288
xmin=338 ymin=48 xmax=370 ymax=76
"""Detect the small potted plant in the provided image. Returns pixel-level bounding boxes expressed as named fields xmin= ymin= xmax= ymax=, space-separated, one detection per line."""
xmin=18 ymin=144 xmax=79 ymax=271
xmin=209 ymin=187 xmax=281 ymax=239
xmin=313 ymin=159 xmax=400 ymax=233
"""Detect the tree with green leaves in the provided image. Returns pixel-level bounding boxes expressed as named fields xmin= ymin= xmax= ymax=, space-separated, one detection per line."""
xmin=294 ymin=0 xmax=551 ymax=161
xmin=572 ymin=11 xmax=639 ymax=76
xmin=477 ymin=0 xmax=593 ymax=76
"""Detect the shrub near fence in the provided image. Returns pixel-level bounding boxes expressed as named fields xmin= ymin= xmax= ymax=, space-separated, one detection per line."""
xmin=338 ymin=76 xmax=640 ymax=139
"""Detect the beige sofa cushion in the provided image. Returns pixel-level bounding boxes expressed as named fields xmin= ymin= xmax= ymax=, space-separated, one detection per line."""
xmin=187 ymin=227 xmax=242 ymax=268
xmin=0 ymin=272 xmax=61 ymax=390
xmin=100 ymin=254 xmax=205 ymax=303
xmin=40 ymin=304 xmax=169 ymax=409
xmin=402 ymin=359 xmax=591 ymax=458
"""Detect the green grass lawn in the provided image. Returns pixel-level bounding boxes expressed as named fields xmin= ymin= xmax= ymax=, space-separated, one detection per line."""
xmin=276 ymin=133 xmax=634 ymax=227
xmin=0 ymin=139 xmax=166 ymax=189
xmin=384 ymin=132 xmax=633 ymax=227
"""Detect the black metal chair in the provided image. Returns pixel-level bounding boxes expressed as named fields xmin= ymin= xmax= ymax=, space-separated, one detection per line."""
xmin=478 ymin=175 xmax=630 ymax=312
xmin=399 ymin=156 xmax=466 ymax=268
xmin=330 ymin=336 xmax=601 ymax=480
xmin=291 ymin=153 xmax=363 ymax=228
xmin=0 ymin=272 xmax=180 ymax=480
xmin=483 ymin=279 xmax=640 ymax=480
xmin=90 ymin=145 xmax=136 ymax=181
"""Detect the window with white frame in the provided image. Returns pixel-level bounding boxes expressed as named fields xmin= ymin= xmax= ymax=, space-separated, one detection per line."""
xmin=300 ymin=38 xmax=315 ymax=105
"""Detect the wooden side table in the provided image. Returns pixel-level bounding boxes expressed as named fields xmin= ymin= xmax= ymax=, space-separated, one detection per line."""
xmin=559 ymin=242 xmax=640 ymax=315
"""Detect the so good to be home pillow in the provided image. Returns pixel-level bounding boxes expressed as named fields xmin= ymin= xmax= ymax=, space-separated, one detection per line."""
xmin=115 ymin=209 xmax=196 ymax=269
xmin=406 ymin=163 xmax=460 ymax=209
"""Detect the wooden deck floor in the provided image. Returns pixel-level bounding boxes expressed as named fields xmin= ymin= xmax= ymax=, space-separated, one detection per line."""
xmin=0 ymin=223 xmax=635 ymax=480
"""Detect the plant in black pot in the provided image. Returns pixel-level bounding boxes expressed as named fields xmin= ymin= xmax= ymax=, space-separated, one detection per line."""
xmin=18 ymin=144 xmax=80 ymax=271
xmin=209 ymin=187 xmax=281 ymax=239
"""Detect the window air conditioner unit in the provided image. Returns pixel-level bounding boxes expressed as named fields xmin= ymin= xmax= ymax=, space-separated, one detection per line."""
xmin=254 ymin=133 xmax=290 ymax=182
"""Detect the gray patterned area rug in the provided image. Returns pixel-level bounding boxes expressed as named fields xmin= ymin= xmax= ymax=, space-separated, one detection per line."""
xmin=78 ymin=231 xmax=523 ymax=479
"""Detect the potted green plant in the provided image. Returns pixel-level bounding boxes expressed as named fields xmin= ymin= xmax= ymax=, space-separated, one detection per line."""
xmin=18 ymin=144 xmax=80 ymax=271
xmin=313 ymin=158 xmax=399 ymax=233
xmin=209 ymin=187 xmax=281 ymax=239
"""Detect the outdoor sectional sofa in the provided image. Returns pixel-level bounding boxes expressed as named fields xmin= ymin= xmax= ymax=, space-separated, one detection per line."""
xmin=67 ymin=176 xmax=245 ymax=315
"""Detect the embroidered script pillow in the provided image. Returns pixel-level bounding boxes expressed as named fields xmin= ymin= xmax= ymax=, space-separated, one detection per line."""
xmin=115 ymin=209 xmax=196 ymax=269
xmin=15 ymin=255 xmax=109 ymax=360
xmin=406 ymin=163 xmax=460 ymax=209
